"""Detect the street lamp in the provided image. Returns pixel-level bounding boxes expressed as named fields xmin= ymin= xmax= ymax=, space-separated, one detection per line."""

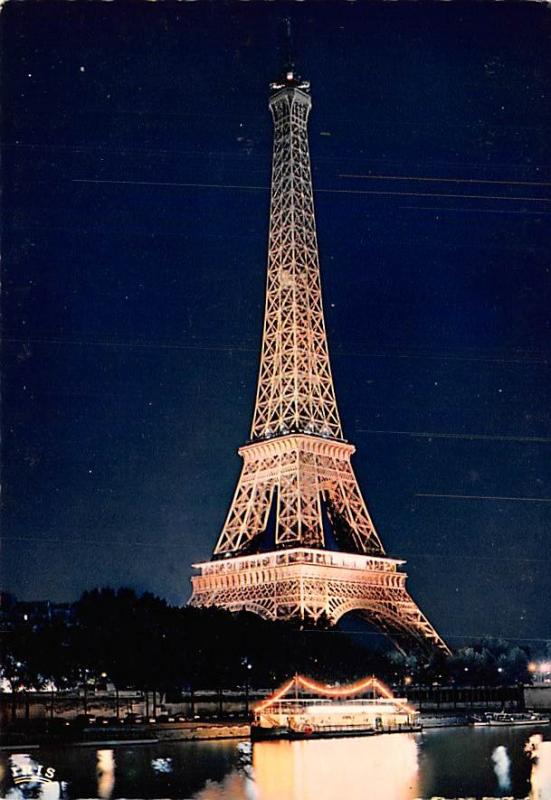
xmin=241 ymin=658 xmax=253 ymax=716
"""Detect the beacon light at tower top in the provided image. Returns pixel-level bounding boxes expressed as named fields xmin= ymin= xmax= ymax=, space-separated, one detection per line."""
xmin=254 ymin=674 xmax=416 ymax=716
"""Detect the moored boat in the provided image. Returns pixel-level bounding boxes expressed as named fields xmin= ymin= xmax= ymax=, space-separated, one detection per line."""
xmin=251 ymin=674 xmax=421 ymax=741
xmin=471 ymin=712 xmax=550 ymax=727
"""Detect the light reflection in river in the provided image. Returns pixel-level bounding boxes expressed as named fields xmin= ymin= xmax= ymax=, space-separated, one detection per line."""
xmin=526 ymin=734 xmax=551 ymax=800
xmin=96 ymin=749 xmax=115 ymax=799
xmin=198 ymin=734 xmax=419 ymax=800
xmin=257 ymin=736 xmax=418 ymax=800
xmin=2 ymin=725 xmax=551 ymax=799
xmin=491 ymin=745 xmax=512 ymax=792
xmin=193 ymin=772 xmax=252 ymax=800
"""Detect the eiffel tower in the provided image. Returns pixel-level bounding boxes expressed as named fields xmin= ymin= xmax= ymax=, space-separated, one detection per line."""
xmin=190 ymin=69 xmax=450 ymax=655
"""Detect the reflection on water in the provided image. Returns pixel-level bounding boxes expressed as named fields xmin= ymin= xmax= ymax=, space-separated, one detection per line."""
xmin=96 ymin=749 xmax=115 ymax=799
xmin=251 ymin=735 xmax=419 ymax=800
xmin=1 ymin=725 xmax=551 ymax=799
xmin=151 ymin=757 xmax=173 ymax=774
xmin=491 ymin=745 xmax=512 ymax=792
xmin=193 ymin=772 xmax=252 ymax=800
xmin=526 ymin=735 xmax=551 ymax=799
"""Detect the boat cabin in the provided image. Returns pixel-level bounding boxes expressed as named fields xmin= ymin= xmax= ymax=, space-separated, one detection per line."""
xmin=252 ymin=675 xmax=418 ymax=738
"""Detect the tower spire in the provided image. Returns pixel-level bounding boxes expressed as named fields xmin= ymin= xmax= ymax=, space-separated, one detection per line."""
xmin=284 ymin=16 xmax=293 ymax=74
xmin=255 ymin=69 xmax=337 ymax=441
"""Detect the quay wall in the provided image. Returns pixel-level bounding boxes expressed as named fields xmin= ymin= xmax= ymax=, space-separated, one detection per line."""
xmin=524 ymin=685 xmax=551 ymax=710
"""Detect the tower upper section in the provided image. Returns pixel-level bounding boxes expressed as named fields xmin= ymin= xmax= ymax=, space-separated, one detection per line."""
xmin=250 ymin=72 xmax=343 ymax=442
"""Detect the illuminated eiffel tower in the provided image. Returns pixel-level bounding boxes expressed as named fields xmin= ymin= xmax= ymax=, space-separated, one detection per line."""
xmin=190 ymin=69 xmax=450 ymax=655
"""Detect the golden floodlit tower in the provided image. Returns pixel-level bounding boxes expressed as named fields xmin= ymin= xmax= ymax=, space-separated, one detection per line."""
xmin=190 ymin=70 xmax=450 ymax=655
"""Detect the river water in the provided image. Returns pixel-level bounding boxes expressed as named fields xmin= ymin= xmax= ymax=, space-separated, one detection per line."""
xmin=1 ymin=724 xmax=551 ymax=800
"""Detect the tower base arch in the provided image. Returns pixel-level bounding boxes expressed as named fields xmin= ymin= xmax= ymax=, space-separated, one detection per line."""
xmin=190 ymin=546 xmax=450 ymax=655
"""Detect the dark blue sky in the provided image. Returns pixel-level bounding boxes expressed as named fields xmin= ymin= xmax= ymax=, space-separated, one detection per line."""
xmin=2 ymin=2 xmax=550 ymax=645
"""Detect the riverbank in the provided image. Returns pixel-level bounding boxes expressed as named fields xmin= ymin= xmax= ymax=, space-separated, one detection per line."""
xmin=0 ymin=720 xmax=251 ymax=750
xmin=3 ymin=721 xmax=550 ymax=800
xmin=1 ymin=712 xmax=494 ymax=750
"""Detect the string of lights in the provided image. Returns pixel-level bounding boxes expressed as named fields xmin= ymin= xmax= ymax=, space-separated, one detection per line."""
xmin=254 ymin=674 xmax=415 ymax=715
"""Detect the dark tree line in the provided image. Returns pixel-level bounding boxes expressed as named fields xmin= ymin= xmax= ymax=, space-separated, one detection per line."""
xmin=388 ymin=638 xmax=534 ymax=687
xmin=1 ymin=587 xmax=534 ymax=718
xmin=2 ymin=589 xmax=386 ymax=706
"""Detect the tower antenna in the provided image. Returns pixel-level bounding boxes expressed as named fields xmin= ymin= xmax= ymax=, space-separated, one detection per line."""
xmin=283 ymin=16 xmax=294 ymax=73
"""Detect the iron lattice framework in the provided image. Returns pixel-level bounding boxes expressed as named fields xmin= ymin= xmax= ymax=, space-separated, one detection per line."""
xmin=251 ymin=77 xmax=341 ymax=442
xmin=190 ymin=72 xmax=450 ymax=656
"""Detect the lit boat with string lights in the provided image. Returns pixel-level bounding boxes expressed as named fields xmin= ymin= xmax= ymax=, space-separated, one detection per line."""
xmin=251 ymin=675 xmax=420 ymax=741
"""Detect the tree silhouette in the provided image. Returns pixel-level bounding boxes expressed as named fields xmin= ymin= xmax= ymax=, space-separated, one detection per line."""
xmin=1 ymin=588 xmax=535 ymax=716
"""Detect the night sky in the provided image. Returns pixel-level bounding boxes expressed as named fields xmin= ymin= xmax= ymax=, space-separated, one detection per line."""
xmin=2 ymin=2 xmax=551 ymax=646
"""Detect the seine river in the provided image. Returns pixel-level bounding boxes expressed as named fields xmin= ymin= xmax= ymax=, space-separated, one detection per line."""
xmin=2 ymin=724 xmax=551 ymax=799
